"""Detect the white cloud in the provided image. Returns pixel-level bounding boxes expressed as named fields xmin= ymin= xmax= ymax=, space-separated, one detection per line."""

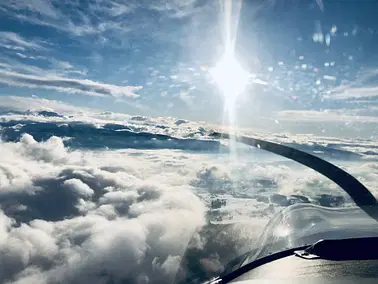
xmin=327 ymin=85 xmax=378 ymax=100
xmin=0 ymin=69 xmax=142 ymax=98
xmin=1 ymin=45 xmax=25 ymax=51
xmin=19 ymin=134 xmax=67 ymax=163
xmin=15 ymin=53 xmax=36 ymax=60
xmin=2 ymin=0 xmax=59 ymax=19
xmin=0 ymin=0 xmax=212 ymax=45
xmin=0 ymin=96 xmax=219 ymax=139
xmin=1 ymin=49 xmax=87 ymax=83
xmin=0 ymin=108 xmax=378 ymax=283
xmin=0 ymin=0 xmax=134 ymax=38
xmin=149 ymin=0 xmax=199 ymax=18
xmin=0 ymin=32 xmax=44 ymax=50
xmin=325 ymin=68 xmax=378 ymax=100
xmin=63 ymin=179 xmax=94 ymax=197
xmin=49 ymin=58 xmax=73 ymax=70
xmin=0 ymin=134 xmax=210 ymax=283
xmin=276 ymin=109 xmax=378 ymax=123
xmin=0 ymin=96 xmax=91 ymax=114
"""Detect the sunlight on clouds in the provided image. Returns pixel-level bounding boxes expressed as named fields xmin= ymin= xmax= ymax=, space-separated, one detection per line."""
xmin=0 ymin=134 xmax=209 ymax=283
xmin=0 ymin=99 xmax=378 ymax=282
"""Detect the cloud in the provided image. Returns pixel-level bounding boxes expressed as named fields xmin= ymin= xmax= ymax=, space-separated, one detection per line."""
xmin=316 ymin=0 xmax=324 ymax=11
xmin=0 ymin=96 xmax=219 ymax=140
xmin=0 ymin=133 xmax=210 ymax=283
xmin=0 ymin=0 xmax=212 ymax=47
xmin=1 ymin=103 xmax=378 ymax=283
xmin=327 ymin=85 xmax=378 ymax=100
xmin=2 ymin=0 xmax=59 ymax=19
xmin=0 ymin=96 xmax=91 ymax=114
xmin=0 ymin=0 xmax=134 ymax=38
xmin=276 ymin=109 xmax=378 ymax=123
xmin=63 ymin=179 xmax=95 ymax=197
xmin=149 ymin=0 xmax=200 ymax=18
xmin=325 ymin=68 xmax=378 ymax=100
xmin=0 ymin=47 xmax=87 ymax=82
xmin=1 ymin=130 xmax=314 ymax=283
xmin=0 ymin=69 xmax=142 ymax=98
xmin=0 ymin=32 xmax=45 ymax=50
xmin=49 ymin=58 xmax=73 ymax=70
xmin=15 ymin=53 xmax=37 ymax=60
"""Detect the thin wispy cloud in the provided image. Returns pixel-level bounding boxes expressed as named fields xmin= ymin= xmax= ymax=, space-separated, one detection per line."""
xmin=149 ymin=0 xmax=200 ymax=18
xmin=15 ymin=52 xmax=36 ymax=59
xmin=0 ymin=0 xmax=135 ymax=37
xmin=327 ymin=85 xmax=378 ymax=100
xmin=0 ymin=32 xmax=45 ymax=50
xmin=277 ymin=109 xmax=378 ymax=123
xmin=2 ymin=51 xmax=83 ymax=77
xmin=2 ymin=0 xmax=59 ymax=18
xmin=316 ymin=0 xmax=324 ymax=12
xmin=325 ymin=68 xmax=378 ymax=100
xmin=0 ymin=69 xmax=143 ymax=98
xmin=0 ymin=0 xmax=210 ymax=43
xmin=0 ymin=51 xmax=121 ymax=99
xmin=0 ymin=96 xmax=93 ymax=113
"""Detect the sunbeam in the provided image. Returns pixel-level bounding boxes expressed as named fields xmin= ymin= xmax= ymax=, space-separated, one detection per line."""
xmin=211 ymin=0 xmax=248 ymax=157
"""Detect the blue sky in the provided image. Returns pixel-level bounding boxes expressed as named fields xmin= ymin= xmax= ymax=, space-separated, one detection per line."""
xmin=1 ymin=0 xmax=378 ymax=137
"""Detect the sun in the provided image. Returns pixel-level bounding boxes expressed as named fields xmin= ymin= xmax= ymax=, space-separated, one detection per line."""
xmin=210 ymin=44 xmax=249 ymax=98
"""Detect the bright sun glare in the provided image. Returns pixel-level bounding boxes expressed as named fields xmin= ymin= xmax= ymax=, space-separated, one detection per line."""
xmin=210 ymin=44 xmax=249 ymax=98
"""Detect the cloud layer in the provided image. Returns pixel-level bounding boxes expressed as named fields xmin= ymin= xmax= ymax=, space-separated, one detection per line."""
xmin=1 ymin=97 xmax=378 ymax=283
xmin=0 ymin=133 xmax=208 ymax=283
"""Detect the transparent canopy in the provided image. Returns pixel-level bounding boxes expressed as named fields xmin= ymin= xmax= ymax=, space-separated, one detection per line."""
xmin=242 ymin=203 xmax=378 ymax=268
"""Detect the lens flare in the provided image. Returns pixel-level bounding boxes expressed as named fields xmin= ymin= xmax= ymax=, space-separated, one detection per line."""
xmin=210 ymin=44 xmax=249 ymax=98
xmin=211 ymin=0 xmax=246 ymax=158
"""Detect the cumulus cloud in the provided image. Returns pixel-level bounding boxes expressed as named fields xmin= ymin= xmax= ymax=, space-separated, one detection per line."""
xmin=0 ymin=132 xmax=238 ymax=283
xmin=63 ymin=179 xmax=94 ymax=197
xmin=0 ymin=129 xmax=292 ymax=283
xmin=1 ymin=104 xmax=378 ymax=283
xmin=0 ymin=70 xmax=142 ymax=98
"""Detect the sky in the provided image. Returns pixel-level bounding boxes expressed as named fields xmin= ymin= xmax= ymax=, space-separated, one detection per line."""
xmin=1 ymin=0 xmax=378 ymax=138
